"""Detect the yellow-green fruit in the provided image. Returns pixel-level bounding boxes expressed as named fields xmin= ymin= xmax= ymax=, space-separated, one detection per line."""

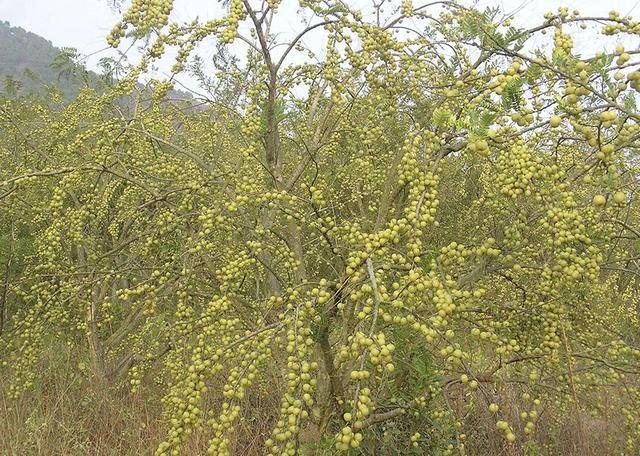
xmin=613 ymin=191 xmax=626 ymax=204
xmin=549 ymin=115 xmax=562 ymax=128
xmin=593 ymin=194 xmax=606 ymax=207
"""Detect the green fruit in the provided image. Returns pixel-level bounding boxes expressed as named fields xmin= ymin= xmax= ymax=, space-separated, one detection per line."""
xmin=593 ymin=194 xmax=606 ymax=207
xmin=613 ymin=191 xmax=626 ymax=204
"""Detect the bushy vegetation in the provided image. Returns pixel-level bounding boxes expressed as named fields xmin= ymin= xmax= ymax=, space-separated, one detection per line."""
xmin=1 ymin=1 xmax=640 ymax=455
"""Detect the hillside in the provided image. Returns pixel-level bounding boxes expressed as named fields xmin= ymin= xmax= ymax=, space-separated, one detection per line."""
xmin=0 ymin=20 xmax=89 ymax=100
xmin=0 ymin=20 xmax=191 ymax=102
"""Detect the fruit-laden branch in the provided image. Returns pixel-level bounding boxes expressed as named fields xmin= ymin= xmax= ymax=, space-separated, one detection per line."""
xmin=0 ymin=221 xmax=14 ymax=335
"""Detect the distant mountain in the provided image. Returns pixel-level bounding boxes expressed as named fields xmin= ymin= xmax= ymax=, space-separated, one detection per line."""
xmin=0 ymin=20 xmax=192 ymax=102
xmin=0 ymin=20 xmax=90 ymax=99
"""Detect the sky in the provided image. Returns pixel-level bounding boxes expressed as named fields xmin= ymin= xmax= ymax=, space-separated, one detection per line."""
xmin=1 ymin=0 xmax=639 ymax=92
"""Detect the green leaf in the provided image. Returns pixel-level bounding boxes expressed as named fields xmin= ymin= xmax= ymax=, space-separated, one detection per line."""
xmin=501 ymin=76 xmax=522 ymax=110
xmin=433 ymin=108 xmax=452 ymax=127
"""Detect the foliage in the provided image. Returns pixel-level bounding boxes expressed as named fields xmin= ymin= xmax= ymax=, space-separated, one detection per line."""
xmin=2 ymin=2 xmax=640 ymax=455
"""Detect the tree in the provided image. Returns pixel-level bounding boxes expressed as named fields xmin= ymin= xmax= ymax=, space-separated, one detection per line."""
xmin=2 ymin=1 xmax=640 ymax=455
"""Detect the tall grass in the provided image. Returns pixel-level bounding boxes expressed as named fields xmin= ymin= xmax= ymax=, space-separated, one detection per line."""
xmin=0 ymin=343 xmax=631 ymax=455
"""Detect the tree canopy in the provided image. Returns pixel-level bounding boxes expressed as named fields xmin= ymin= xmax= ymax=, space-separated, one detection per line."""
xmin=1 ymin=1 xmax=640 ymax=455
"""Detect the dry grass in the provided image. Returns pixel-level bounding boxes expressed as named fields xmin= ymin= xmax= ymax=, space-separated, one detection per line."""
xmin=458 ymin=382 xmax=629 ymax=456
xmin=0 ymin=353 xmax=165 ymax=455
xmin=0 ymin=346 xmax=633 ymax=455
xmin=0 ymin=344 xmax=286 ymax=456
